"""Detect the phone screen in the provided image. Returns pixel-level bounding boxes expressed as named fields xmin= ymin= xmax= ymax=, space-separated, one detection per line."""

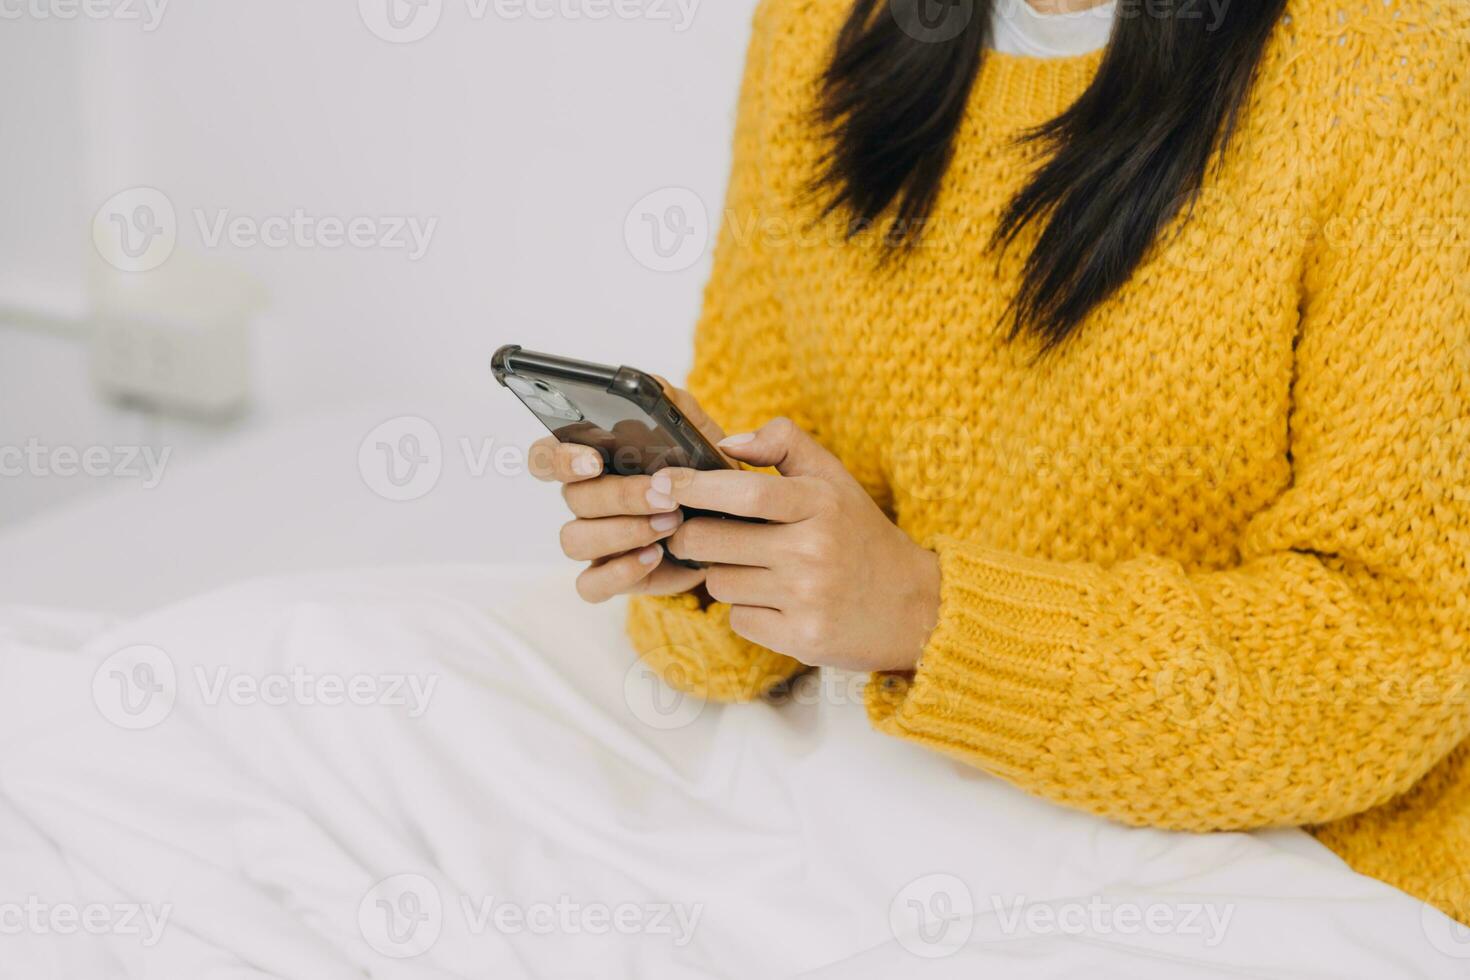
xmin=506 ymin=373 xmax=708 ymax=476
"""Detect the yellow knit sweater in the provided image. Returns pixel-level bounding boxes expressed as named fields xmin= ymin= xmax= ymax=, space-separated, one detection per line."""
xmin=625 ymin=0 xmax=1470 ymax=924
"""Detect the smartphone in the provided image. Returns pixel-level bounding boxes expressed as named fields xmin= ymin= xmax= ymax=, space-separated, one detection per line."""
xmin=492 ymin=344 xmax=737 ymax=568
xmin=492 ymin=344 xmax=731 ymax=475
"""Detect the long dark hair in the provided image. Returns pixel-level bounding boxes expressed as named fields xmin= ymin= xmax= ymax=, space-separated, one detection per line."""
xmin=815 ymin=0 xmax=1287 ymax=350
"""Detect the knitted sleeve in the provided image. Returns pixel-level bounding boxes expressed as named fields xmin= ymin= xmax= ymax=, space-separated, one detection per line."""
xmin=868 ymin=31 xmax=1470 ymax=831
xmin=624 ymin=2 xmax=808 ymax=702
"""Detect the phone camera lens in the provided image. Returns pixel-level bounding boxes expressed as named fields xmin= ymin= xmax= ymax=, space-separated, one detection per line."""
xmin=505 ymin=374 xmax=585 ymax=423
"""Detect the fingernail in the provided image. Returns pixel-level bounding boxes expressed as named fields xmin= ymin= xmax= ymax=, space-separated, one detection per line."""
xmin=637 ymin=544 xmax=663 ymax=565
xmin=649 ymin=511 xmax=682 ymax=533
xmin=571 ymin=453 xmax=601 ymax=476
xmin=650 ymin=471 xmax=672 ymax=494
xmin=645 ymin=488 xmax=675 ymax=511
xmin=718 ymin=432 xmax=755 ymax=448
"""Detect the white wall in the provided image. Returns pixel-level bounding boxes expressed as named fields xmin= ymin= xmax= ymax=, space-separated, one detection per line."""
xmin=0 ymin=0 xmax=757 ymax=524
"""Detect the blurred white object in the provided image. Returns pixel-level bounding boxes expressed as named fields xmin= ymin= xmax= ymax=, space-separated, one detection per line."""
xmin=88 ymin=249 xmax=264 ymax=419
xmin=0 ymin=394 xmax=565 ymax=612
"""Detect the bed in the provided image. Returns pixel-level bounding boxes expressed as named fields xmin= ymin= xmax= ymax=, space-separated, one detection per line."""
xmin=1 ymin=398 xmax=1464 ymax=978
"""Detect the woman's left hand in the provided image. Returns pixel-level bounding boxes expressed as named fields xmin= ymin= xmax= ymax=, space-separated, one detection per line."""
xmin=654 ymin=417 xmax=941 ymax=673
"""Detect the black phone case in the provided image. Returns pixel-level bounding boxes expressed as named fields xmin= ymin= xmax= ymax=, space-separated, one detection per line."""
xmin=492 ymin=344 xmax=739 ymax=569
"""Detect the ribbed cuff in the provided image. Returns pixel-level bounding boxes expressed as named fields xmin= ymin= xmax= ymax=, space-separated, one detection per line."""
xmin=866 ymin=537 xmax=1100 ymax=780
xmin=627 ymin=592 xmax=805 ymax=702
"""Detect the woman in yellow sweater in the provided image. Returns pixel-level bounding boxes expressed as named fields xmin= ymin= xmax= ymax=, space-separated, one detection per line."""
xmin=534 ymin=0 xmax=1469 ymax=924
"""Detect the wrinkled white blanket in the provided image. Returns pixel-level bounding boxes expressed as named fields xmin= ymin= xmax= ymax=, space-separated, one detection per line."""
xmin=1 ymin=565 xmax=1465 ymax=978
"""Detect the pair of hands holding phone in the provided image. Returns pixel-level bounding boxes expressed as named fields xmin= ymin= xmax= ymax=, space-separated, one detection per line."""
xmin=530 ymin=387 xmax=940 ymax=674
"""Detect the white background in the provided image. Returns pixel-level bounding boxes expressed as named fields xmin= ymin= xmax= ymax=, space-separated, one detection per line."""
xmin=0 ymin=0 xmax=757 ymax=526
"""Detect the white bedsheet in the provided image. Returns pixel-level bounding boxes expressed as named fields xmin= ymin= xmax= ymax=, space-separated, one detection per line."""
xmin=1 ymin=565 xmax=1464 ymax=978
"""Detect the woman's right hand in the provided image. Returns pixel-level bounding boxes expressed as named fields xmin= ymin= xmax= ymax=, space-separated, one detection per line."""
xmin=531 ymin=386 xmax=720 ymax=603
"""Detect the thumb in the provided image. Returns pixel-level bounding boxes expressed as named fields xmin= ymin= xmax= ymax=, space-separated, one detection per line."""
xmin=717 ymin=417 xmax=846 ymax=480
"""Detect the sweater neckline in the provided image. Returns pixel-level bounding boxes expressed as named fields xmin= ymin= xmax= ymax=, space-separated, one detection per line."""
xmin=973 ymin=46 xmax=1107 ymax=120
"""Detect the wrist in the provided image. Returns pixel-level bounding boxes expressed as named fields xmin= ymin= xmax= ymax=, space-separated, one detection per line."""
xmin=891 ymin=542 xmax=941 ymax=672
xmin=914 ymin=546 xmax=942 ymax=666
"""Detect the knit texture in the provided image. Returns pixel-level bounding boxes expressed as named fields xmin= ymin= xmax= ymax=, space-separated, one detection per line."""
xmin=624 ymin=0 xmax=1470 ymax=922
